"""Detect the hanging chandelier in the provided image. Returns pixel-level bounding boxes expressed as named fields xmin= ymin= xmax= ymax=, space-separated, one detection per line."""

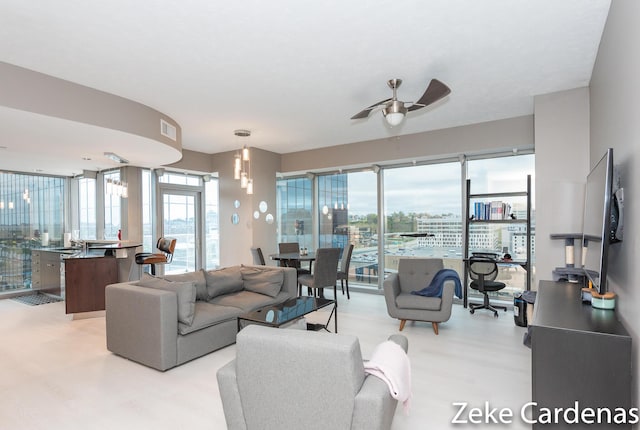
xmin=233 ymin=129 xmax=253 ymax=195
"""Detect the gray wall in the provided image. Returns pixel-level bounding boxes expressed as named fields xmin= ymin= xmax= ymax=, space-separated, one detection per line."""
xmin=590 ymin=0 xmax=640 ymax=406
xmin=533 ymin=88 xmax=590 ymax=285
xmin=211 ymin=148 xmax=281 ymax=267
xmin=281 ymin=115 xmax=534 ymax=173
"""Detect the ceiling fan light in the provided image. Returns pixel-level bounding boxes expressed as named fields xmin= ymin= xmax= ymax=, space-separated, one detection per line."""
xmin=383 ymin=100 xmax=407 ymax=126
xmin=384 ymin=111 xmax=405 ymax=126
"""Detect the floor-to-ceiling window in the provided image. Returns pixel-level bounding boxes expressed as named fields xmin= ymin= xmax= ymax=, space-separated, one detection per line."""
xmin=141 ymin=169 xmax=153 ymax=252
xmin=159 ymin=172 xmax=204 ymax=274
xmin=78 ymin=177 xmax=96 ymax=240
xmin=0 ymin=172 xmax=65 ymax=293
xmin=204 ymin=177 xmax=219 ymax=269
xmin=318 ymin=170 xmax=379 ymax=288
xmin=318 ymin=173 xmax=348 ymax=249
xmin=383 ymin=161 xmax=464 ymax=283
xmin=466 ymin=154 xmax=535 ymax=300
xmin=277 ymin=151 xmax=535 ymax=300
xmin=103 ymin=170 xmax=121 ymax=240
xmin=277 ymin=176 xmax=313 ymax=249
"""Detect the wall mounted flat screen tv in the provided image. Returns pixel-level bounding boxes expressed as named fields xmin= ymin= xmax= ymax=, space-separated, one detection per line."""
xmin=582 ymin=148 xmax=614 ymax=294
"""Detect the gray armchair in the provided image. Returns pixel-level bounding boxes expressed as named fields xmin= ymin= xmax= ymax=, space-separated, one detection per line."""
xmin=383 ymin=258 xmax=455 ymax=335
xmin=217 ymin=325 xmax=409 ymax=430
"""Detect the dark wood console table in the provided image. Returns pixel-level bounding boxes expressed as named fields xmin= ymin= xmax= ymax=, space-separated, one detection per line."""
xmin=531 ymin=281 xmax=632 ymax=428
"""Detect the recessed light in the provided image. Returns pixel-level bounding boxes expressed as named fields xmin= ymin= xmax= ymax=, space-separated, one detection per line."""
xmin=82 ymin=157 xmax=92 ymax=161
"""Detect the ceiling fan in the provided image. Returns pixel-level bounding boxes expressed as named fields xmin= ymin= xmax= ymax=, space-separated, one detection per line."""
xmin=351 ymin=78 xmax=451 ymax=126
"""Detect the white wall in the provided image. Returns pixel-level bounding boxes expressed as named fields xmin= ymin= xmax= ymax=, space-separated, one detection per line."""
xmin=590 ymin=0 xmax=640 ymax=405
xmin=533 ymin=88 xmax=590 ymax=285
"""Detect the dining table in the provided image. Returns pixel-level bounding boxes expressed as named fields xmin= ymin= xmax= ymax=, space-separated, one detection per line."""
xmin=269 ymin=252 xmax=316 ymax=272
xmin=269 ymin=251 xmax=316 ymax=264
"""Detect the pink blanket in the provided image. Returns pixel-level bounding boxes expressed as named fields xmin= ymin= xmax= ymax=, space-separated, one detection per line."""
xmin=364 ymin=340 xmax=412 ymax=413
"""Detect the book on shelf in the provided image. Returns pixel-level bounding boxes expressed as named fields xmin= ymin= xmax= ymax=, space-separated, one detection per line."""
xmin=472 ymin=201 xmax=512 ymax=220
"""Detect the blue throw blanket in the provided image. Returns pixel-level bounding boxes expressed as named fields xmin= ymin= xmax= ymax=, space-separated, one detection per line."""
xmin=411 ymin=269 xmax=463 ymax=299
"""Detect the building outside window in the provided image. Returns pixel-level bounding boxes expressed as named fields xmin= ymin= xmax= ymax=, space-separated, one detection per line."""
xmin=0 ymin=172 xmax=64 ymax=293
xmin=383 ymin=162 xmax=463 ymax=286
xmin=317 ymin=171 xmax=379 ymax=288
xmin=276 ymin=176 xmax=312 ymax=249
xmin=466 ymin=154 xmax=535 ymax=300
xmin=318 ymin=174 xmax=348 ymax=250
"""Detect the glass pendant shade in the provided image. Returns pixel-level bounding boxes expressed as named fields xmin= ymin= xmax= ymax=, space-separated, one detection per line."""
xmin=246 ymin=179 xmax=254 ymax=195
xmin=234 ymin=155 xmax=242 ymax=180
xmin=240 ymin=172 xmax=248 ymax=188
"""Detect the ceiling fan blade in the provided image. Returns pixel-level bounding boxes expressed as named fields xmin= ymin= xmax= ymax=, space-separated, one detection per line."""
xmin=407 ymin=79 xmax=451 ymax=112
xmin=350 ymin=98 xmax=392 ymax=119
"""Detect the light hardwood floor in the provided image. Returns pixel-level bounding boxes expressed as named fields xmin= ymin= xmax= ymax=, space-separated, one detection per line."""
xmin=0 ymin=292 xmax=532 ymax=429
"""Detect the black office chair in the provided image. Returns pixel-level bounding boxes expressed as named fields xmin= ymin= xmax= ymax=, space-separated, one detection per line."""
xmin=467 ymin=256 xmax=508 ymax=317
xmin=250 ymin=247 xmax=266 ymax=265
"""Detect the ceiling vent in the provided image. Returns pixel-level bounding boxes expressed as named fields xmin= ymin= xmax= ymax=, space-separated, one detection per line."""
xmin=160 ymin=119 xmax=177 ymax=141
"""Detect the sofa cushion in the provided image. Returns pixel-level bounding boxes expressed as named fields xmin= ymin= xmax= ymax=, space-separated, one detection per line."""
xmin=241 ymin=266 xmax=284 ymax=298
xmin=138 ymin=277 xmax=196 ymax=326
xmin=163 ymin=270 xmax=208 ymax=301
xmin=209 ymin=290 xmax=281 ymax=313
xmin=395 ymin=292 xmax=442 ymax=311
xmin=178 ymin=302 xmax=242 ymax=335
xmin=204 ymin=266 xmax=244 ymax=299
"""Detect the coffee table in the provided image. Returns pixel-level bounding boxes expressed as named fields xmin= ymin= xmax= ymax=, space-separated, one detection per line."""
xmin=237 ymin=296 xmax=337 ymax=333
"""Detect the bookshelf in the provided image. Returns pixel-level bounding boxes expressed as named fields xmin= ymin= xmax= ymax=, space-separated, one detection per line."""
xmin=462 ymin=175 xmax=532 ymax=307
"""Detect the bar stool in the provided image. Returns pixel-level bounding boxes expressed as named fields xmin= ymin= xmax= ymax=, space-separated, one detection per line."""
xmin=135 ymin=237 xmax=177 ymax=275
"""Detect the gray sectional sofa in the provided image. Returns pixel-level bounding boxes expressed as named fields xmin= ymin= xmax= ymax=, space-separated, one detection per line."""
xmin=105 ymin=265 xmax=297 ymax=371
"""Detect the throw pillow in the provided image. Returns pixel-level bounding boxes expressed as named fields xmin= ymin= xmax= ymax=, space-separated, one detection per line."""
xmin=203 ymin=266 xmax=244 ymax=299
xmin=163 ymin=270 xmax=208 ymax=301
xmin=138 ymin=277 xmax=196 ymax=326
xmin=241 ymin=266 xmax=284 ymax=298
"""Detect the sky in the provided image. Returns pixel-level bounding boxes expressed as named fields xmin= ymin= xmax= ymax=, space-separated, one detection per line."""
xmin=346 ymin=155 xmax=535 ymax=216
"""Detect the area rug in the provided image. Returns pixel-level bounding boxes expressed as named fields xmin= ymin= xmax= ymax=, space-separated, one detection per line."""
xmin=11 ymin=293 xmax=63 ymax=306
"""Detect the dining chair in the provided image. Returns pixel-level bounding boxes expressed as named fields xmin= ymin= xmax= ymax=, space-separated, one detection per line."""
xmin=278 ymin=242 xmax=311 ymax=274
xmin=250 ymin=247 xmax=266 ymax=265
xmin=337 ymin=244 xmax=354 ymax=300
xmin=297 ymin=248 xmax=340 ymax=300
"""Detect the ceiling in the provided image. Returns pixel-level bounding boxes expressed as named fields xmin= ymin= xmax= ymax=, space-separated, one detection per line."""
xmin=0 ymin=0 xmax=611 ymax=176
